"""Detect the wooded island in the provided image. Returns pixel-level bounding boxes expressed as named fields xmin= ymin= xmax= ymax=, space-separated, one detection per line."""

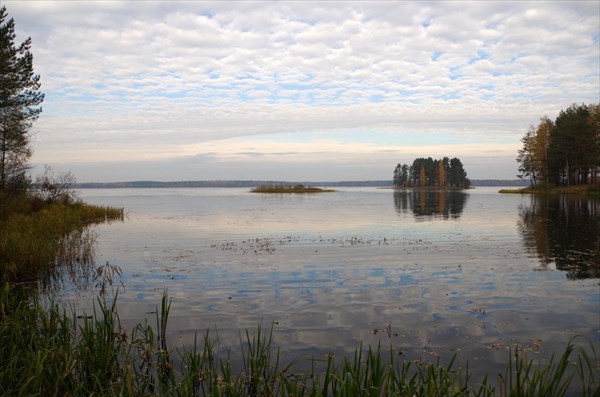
xmin=393 ymin=157 xmax=471 ymax=189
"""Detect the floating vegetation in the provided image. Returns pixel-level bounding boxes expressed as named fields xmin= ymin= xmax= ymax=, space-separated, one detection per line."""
xmin=251 ymin=184 xmax=335 ymax=193
xmin=210 ymin=237 xmax=278 ymax=255
xmin=209 ymin=235 xmax=434 ymax=256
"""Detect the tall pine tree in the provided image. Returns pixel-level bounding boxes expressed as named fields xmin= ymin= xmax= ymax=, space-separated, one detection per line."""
xmin=0 ymin=6 xmax=44 ymax=193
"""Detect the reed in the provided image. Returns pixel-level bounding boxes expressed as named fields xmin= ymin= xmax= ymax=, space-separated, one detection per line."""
xmin=251 ymin=184 xmax=335 ymax=193
xmin=0 ymin=198 xmax=123 ymax=283
xmin=0 ymin=284 xmax=597 ymax=396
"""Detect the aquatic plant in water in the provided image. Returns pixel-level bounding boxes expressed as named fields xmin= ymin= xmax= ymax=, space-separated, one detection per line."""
xmin=0 ymin=200 xmax=124 ymax=284
xmin=0 ymin=282 xmax=597 ymax=396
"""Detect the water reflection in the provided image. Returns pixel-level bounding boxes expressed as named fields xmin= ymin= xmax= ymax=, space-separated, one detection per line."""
xmin=519 ymin=195 xmax=600 ymax=279
xmin=73 ymin=188 xmax=599 ymax=391
xmin=393 ymin=190 xmax=468 ymax=219
xmin=38 ymin=227 xmax=99 ymax=293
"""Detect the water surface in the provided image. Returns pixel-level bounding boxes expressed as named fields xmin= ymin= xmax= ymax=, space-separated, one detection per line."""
xmin=75 ymin=187 xmax=599 ymax=380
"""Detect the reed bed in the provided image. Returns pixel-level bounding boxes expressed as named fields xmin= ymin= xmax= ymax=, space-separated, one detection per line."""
xmin=251 ymin=184 xmax=335 ymax=193
xmin=0 ymin=283 xmax=597 ymax=397
xmin=0 ymin=198 xmax=124 ymax=282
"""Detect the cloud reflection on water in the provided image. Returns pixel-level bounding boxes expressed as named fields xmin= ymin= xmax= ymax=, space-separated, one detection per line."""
xmin=75 ymin=187 xmax=599 ymax=386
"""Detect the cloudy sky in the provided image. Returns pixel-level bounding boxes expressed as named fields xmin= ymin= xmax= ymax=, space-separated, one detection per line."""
xmin=5 ymin=1 xmax=600 ymax=182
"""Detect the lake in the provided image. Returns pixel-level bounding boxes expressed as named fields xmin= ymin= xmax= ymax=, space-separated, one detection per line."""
xmin=72 ymin=187 xmax=599 ymax=382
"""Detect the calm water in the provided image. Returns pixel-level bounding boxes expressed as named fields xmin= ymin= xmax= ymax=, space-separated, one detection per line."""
xmin=73 ymin=187 xmax=599 ymax=379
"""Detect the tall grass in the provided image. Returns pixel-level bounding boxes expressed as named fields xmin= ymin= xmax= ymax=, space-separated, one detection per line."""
xmin=0 ymin=283 xmax=597 ymax=396
xmin=251 ymin=184 xmax=335 ymax=193
xmin=0 ymin=197 xmax=123 ymax=283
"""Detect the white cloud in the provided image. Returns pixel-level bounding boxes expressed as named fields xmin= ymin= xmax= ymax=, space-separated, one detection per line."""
xmin=4 ymin=0 xmax=599 ymax=181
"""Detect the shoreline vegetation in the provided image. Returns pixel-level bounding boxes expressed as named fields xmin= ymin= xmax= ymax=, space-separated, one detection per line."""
xmin=0 ymin=193 xmax=124 ymax=283
xmin=499 ymin=183 xmax=600 ymax=196
xmin=251 ymin=184 xmax=335 ymax=193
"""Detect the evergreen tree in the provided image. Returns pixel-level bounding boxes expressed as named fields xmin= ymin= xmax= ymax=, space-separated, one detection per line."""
xmin=396 ymin=157 xmax=469 ymax=188
xmin=549 ymin=104 xmax=590 ymax=185
xmin=449 ymin=157 xmax=469 ymax=188
xmin=411 ymin=159 xmax=421 ymax=186
xmin=393 ymin=163 xmax=402 ymax=186
xmin=588 ymin=104 xmax=600 ymax=184
xmin=393 ymin=163 xmax=411 ymax=187
xmin=517 ymin=103 xmax=599 ymax=186
xmin=401 ymin=164 xmax=409 ymax=187
xmin=517 ymin=127 xmax=536 ymax=185
xmin=0 ymin=6 xmax=44 ymax=193
xmin=424 ymin=157 xmax=436 ymax=186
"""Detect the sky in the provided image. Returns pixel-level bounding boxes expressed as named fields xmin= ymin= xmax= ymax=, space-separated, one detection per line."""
xmin=5 ymin=1 xmax=600 ymax=182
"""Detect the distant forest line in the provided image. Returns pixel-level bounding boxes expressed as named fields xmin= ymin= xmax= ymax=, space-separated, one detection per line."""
xmin=74 ymin=179 xmax=528 ymax=189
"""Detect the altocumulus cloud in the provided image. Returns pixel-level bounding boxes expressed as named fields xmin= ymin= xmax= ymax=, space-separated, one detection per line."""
xmin=5 ymin=0 xmax=599 ymax=182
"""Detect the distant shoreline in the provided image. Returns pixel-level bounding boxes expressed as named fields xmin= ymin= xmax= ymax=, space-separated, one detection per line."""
xmin=74 ymin=179 xmax=529 ymax=189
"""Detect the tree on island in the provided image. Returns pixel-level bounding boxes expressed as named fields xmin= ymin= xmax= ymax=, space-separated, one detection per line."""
xmin=393 ymin=157 xmax=470 ymax=188
xmin=0 ymin=6 xmax=44 ymax=194
xmin=517 ymin=103 xmax=599 ymax=187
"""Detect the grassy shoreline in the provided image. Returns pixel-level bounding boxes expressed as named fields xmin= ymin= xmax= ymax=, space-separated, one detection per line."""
xmin=0 ymin=195 xmax=124 ymax=283
xmin=251 ymin=184 xmax=335 ymax=193
xmin=499 ymin=183 xmax=600 ymax=196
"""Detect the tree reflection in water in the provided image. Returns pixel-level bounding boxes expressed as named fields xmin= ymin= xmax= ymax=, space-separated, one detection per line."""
xmin=518 ymin=195 xmax=600 ymax=279
xmin=393 ymin=190 xmax=468 ymax=220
